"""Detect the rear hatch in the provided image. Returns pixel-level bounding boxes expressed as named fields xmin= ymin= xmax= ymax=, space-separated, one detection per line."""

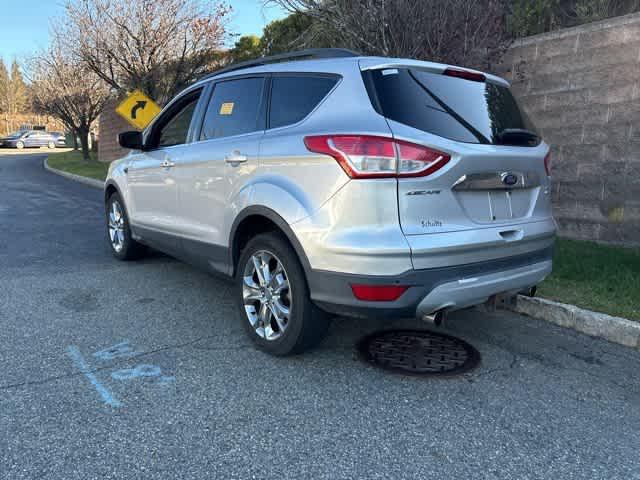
xmin=361 ymin=62 xmax=553 ymax=237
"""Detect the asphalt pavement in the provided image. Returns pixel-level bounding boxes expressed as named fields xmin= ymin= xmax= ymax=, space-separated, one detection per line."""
xmin=1 ymin=151 xmax=639 ymax=480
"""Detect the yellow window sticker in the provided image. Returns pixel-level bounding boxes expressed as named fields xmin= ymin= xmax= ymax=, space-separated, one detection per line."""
xmin=220 ymin=102 xmax=234 ymax=115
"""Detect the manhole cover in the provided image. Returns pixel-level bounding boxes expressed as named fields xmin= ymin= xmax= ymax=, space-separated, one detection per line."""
xmin=358 ymin=329 xmax=480 ymax=376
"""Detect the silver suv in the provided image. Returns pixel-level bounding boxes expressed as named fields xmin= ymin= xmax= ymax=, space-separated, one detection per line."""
xmin=106 ymin=49 xmax=555 ymax=355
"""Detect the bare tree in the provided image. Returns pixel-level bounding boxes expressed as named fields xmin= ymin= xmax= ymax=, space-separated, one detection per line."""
xmin=59 ymin=0 xmax=230 ymax=105
xmin=29 ymin=42 xmax=110 ymax=161
xmin=268 ymin=0 xmax=509 ymax=71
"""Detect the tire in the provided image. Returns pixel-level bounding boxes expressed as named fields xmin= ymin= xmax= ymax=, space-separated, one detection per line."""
xmin=236 ymin=232 xmax=330 ymax=356
xmin=105 ymin=192 xmax=146 ymax=261
xmin=48 ymin=141 xmax=55 ymax=149
xmin=16 ymin=141 xmax=24 ymax=149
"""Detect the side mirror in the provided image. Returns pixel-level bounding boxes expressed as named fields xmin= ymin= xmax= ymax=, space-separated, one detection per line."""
xmin=118 ymin=131 xmax=143 ymax=150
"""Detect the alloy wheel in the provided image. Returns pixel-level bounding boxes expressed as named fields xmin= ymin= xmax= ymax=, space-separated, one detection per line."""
xmin=108 ymin=200 xmax=125 ymax=253
xmin=242 ymin=250 xmax=292 ymax=341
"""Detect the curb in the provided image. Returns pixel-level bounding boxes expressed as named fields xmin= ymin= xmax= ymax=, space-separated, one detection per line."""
xmin=43 ymin=157 xmax=105 ymax=190
xmin=508 ymin=295 xmax=640 ymax=350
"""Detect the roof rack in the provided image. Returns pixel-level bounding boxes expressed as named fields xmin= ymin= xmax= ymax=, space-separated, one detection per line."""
xmin=205 ymin=48 xmax=360 ymax=79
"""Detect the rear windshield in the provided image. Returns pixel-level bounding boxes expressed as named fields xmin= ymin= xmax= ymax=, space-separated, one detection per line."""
xmin=364 ymin=68 xmax=539 ymax=146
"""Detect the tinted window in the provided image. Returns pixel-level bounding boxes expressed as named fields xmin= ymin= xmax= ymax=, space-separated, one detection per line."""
xmin=157 ymin=97 xmax=199 ymax=148
xmin=366 ymin=68 xmax=538 ymax=145
xmin=269 ymin=76 xmax=337 ymax=129
xmin=200 ymin=77 xmax=266 ymax=140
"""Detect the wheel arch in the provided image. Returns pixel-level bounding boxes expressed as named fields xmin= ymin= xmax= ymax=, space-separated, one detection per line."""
xmin=104 ymin=180 xmax=122 ymax=205
xmin=103 ymin=180 xmax=136 ymax=231
xmin=229 ymin=206 xmax=312 ymax=278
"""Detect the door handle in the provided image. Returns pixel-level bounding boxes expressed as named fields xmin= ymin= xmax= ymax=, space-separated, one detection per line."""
xmin=225 ymin=151 xmax=248 ymax=164
xmin=160 ymin=159 xmax=175 ymax=168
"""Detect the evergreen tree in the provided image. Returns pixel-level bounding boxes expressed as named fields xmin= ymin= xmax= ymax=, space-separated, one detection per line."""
xmin=0 ymin=60 xmax=9 ymax=134
xmin=9 ymin=60 xmax=27 ymax=117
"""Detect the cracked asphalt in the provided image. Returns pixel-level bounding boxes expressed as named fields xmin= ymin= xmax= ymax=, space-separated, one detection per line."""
xmin=1 ymin=152 xmax=640 ymax=479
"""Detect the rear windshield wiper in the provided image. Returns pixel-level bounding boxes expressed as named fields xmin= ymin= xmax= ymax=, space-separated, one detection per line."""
xmin=408 ymin=70 xmax=491 ymax=145
xmin=496 ymin=128 xmax=539 ymax=146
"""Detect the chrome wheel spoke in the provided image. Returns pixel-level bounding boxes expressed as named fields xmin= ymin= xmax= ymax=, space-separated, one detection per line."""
xmin=272 ymin=299 xmax=290 ymax=318
xmin=271 ymin=273 xmax=288 ymax=293
xmin=243 ymin=283 xmax=262 ymax=302
xmin=270 ymin=301 xmax=288 ymax=333
xmin=258 ymin=302 xmax=270 ymax=324
xmin=252 ymin=255 xmax=268 ymax=286
xmin=244 ymin=305 xmax=259 ymax=328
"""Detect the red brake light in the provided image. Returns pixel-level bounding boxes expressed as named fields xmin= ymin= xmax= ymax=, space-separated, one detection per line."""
xmin=351 ymin=284 xmax=409 ymax=302
xmin=443 ymin=68 xmax=486 ymax=83
xmin=304 ymin=135 xmax=450 ymax=179
xmin=544 ymin=151 xmax=551 ymax=177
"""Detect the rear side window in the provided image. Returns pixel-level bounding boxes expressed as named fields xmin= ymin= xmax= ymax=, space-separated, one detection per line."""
xmin=269 ymin=76 xmax=338 ymax=129
xmin=200 ymin=77 xmax=266 ymax=140
xmin=365 ymin=68 xmax=538 ymax=146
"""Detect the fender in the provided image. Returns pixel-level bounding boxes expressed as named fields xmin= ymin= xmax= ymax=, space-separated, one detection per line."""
xmin=104 ymin=179 xmax=123 ymax=204
xmin=228 ymin=205 xmax=313 ymax=278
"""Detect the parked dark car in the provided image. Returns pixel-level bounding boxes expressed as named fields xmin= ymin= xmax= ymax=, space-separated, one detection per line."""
xmin=0 ymin=130 xmax=66 ymax=149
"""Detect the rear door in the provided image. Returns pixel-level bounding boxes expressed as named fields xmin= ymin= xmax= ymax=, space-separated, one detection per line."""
xmin=172 ymin=76 xmax=266 ymax=272
xmin=23 ymin=132 xmax=39 ymax=147
xmin=363 ymin=65 xmax=553 ymax=237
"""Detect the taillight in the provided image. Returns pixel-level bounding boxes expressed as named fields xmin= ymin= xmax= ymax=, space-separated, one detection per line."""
xmin=544 ymin=151 xmax=551 ymax=176
xmin=443 ymin=67 xmax=486 ymax=83
xmin=351 ymin=284 xmax=409 ymax=302
xmin=304 ymin=135 xmax=450 ymax=179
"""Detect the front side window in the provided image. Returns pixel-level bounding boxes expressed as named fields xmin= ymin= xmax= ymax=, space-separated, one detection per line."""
xmin=269 ymin=75 xmax=338 ymax=129
xmin=200 ymin=77 xmax=266 ymax=140
xmin=157 ymin=96 xmax=200 ymax=148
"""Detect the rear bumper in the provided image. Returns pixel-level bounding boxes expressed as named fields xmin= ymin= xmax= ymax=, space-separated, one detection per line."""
xmin=308 ymin=247 xmax=553 ymax=318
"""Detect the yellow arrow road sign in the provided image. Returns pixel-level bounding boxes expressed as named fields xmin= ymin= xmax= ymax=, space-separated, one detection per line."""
xmin=115 ymin=90 xmax=162 ymax=130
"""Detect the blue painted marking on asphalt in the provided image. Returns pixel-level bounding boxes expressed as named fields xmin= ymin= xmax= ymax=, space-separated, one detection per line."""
xmin=111 ymin=364 xmax=161 ymax=381
xmin=157 ymin=376 xmax=176 ymax=385
xmin=67 ymin=345 xmax=122 ymax=408
xmin=92 ymin=341 xmax=138 ymax=361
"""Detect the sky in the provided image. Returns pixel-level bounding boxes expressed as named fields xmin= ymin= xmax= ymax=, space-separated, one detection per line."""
xmin=0 ymin=0 xmax=287 ymax=66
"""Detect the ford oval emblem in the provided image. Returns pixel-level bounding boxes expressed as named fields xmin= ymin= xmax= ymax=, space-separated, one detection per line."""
xmin=502 ymin=173 xmax=518 ymax=186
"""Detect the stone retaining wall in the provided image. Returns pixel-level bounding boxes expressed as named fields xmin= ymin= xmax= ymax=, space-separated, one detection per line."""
xmin=496 ymin=13 xmax=640 ymax=246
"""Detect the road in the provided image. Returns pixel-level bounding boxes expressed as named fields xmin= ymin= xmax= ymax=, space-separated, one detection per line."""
xmin=1 ymin=152 xmax=639 ymax=480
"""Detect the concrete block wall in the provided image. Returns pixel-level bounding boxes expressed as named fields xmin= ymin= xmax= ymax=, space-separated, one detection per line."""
xmin=497 ymin=13 xmax=640 ymax=246
xmin=98 ymin=98 xmax=137 ymax=163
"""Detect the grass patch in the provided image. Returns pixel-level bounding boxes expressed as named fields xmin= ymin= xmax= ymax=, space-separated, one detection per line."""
xmin=47 ymin=150 xmax=109 ymax=181
xmin=538 ymin=238 xmax=640 ymax=321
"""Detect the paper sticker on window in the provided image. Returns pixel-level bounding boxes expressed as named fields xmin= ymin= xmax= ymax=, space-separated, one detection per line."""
xmin=220 ymin=102 xmax=234 ymax=115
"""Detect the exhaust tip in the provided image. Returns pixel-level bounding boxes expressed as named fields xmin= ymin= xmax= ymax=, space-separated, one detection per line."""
xmin=422 ymin=309 xmax=446 ymax=327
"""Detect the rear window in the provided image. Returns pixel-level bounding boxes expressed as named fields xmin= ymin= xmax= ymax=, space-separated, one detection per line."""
xmin=269 ymin=75 xmax=338 ymax=129
xmin=365 ymin=68 xmax=539 ymax=146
